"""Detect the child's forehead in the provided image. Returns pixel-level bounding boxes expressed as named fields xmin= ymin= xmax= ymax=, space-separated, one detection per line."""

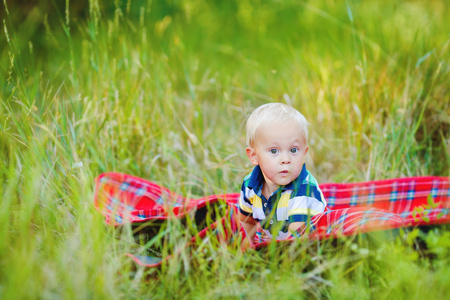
xmin=255 ymin=120 xmax=307 ymax=142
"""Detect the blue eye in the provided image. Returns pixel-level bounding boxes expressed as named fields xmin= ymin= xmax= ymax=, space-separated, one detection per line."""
xmin=290 ymin=148 xmax=299 ymax=153
xmin=270 ymin=149 xmax=278 ymax=154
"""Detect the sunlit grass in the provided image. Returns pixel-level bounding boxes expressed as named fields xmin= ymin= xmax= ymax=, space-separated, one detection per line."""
xmin=0 ymin=0 xmax=449 ymax=298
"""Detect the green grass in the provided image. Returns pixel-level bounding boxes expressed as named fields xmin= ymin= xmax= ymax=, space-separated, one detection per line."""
xmin=1 ymin=0 xmax=449 ymax=298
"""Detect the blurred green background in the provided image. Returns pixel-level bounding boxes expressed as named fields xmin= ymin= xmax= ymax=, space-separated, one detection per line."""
xmin=1 ymin=0 xmax=449 ymax=298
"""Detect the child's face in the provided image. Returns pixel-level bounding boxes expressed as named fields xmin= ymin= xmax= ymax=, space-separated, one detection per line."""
xmin=246 ymin=119 xmax=308 ymax=193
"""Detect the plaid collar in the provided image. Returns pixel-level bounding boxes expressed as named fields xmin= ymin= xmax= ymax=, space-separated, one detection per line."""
xmin=248 ymin=164 xmax=308 ymax=195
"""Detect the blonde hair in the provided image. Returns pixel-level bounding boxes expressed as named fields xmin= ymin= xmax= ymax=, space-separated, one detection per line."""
xmin=246 ymin=103 xmax=309 ymax=147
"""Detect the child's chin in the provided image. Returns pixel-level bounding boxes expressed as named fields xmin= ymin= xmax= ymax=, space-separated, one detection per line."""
xmin=275 ymin=178 xmax=293 ymax=186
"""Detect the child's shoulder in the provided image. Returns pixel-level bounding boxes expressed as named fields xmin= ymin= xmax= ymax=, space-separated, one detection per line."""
xmin=243 ymin=172 xmax=252 ymax=182
xmin=293 ymin=169 xmax=325 ymax=203
xmin=302 ymin=169 xmax=320 ymax=187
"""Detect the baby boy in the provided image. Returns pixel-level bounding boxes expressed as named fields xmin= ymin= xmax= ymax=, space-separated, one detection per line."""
xmin=238 ymin=103 xmax=327 ymax=242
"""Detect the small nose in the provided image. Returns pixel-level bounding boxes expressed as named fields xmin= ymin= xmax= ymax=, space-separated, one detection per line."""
xmin=281 ymin=152 xmax=290 ymax=164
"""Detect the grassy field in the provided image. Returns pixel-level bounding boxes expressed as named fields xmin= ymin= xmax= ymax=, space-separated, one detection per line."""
xmin=1 ymin=0 xmax=449 ymax=298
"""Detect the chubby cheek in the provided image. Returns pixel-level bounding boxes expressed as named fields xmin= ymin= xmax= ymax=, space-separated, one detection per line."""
xmin=292 ymin=168 xmax=302 ymax=180
xmin=260 ymin=160 xmax=279 ymax=177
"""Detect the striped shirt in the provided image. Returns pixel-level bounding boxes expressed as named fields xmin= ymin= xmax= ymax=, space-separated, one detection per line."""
xmin=239 ymin=164 xmax=326 ymax=240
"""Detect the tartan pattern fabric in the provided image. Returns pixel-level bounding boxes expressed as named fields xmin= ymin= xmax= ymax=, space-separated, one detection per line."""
xmin=95 ymin=173 xmax=450 ymax=266
xmin=307 ymin=207 xmax=404 ymax=238
xmin=319 ymin=176 xmax=450 ymax=227
xmin=94 ymin=173 xmax=232 ymax=225
xmin=95 ymin=173 xmax=449 ymax=229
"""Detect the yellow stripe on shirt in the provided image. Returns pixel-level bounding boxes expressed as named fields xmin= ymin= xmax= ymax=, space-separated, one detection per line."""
xmin=249 ymin=195 xmax=263 ymax=209
xmin=277 ymin=192 xmax=291 ymax=209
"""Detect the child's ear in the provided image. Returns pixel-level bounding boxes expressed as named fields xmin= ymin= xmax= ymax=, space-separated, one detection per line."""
xmin=246 ymin=147 xmax=259 ymax=166
xmin=304 ymin=145 xmax=309 ymax=155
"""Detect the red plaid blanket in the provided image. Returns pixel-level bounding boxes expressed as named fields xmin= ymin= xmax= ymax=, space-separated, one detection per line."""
xmin=94 ymin=173 xmax=450 ymax=267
